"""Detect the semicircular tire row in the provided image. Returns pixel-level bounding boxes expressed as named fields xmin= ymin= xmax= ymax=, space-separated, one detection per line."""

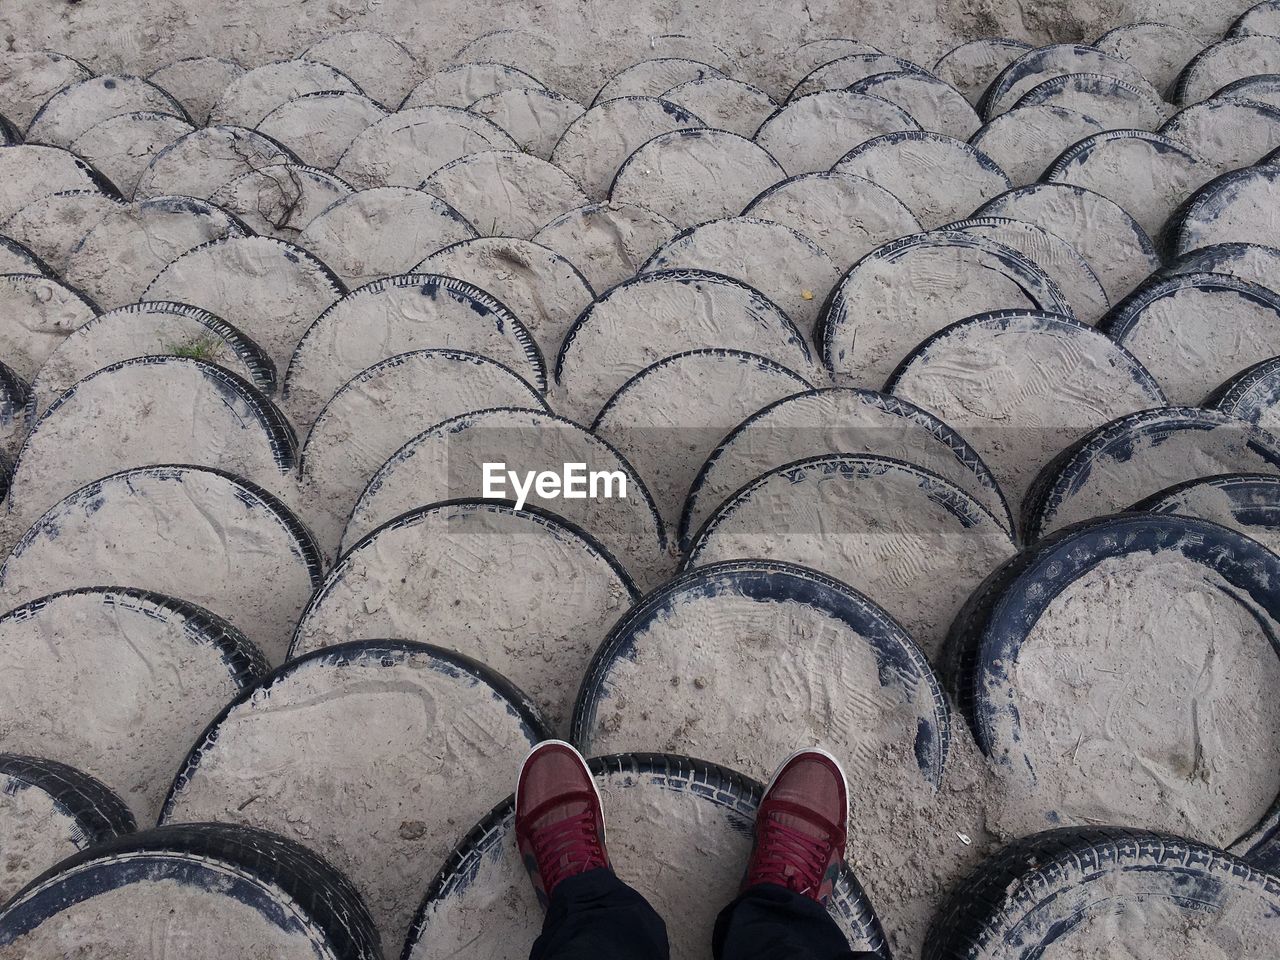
xmin=10 ymin=189 xmax=1280 ymax=686
xmin=6 ymin=306 xmax=1277 ymax=866
xmin=6 ymin=20 xmax=1278 ymax=455
xmin=0 ymin=178 xmax=1174 ymax=613
xmin=4 ymin=27 xmax=1279 ymax=603
xmin=11 ymin=514 xmax=1275 ymax=956
xmin=5 ymin=513 xmax=1280 ymax=957
xmin=0 ymin=26 xmax=1213 ymax=299
xmin=4 ymin=17 xmax=1277 ymax=233
xmin=0 ymin=568 xmax=906 ymax=954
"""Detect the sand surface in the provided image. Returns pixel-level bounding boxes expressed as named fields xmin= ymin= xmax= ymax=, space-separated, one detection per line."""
xmin=0 ymin=0 xmax=1240 ymax=114
xmin=1 ymin=2 xmax=1276 ymax=958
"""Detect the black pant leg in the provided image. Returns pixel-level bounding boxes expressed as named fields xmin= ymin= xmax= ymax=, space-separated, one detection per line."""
xmin=712 ymin=883 xmax=877 ymax=960
xmin=530 ymin=867 xmax=670 ymax=960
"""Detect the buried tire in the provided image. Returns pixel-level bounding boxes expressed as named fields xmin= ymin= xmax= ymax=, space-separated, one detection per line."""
xmin=924 ymin=827 xmax=1280 ymax=959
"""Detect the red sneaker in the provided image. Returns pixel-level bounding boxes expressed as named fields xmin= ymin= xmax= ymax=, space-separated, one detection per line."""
xmin=744 ymin=748 xmax=849 ymax=903
xmin=514 ymin=740 xmax=611 ymax=909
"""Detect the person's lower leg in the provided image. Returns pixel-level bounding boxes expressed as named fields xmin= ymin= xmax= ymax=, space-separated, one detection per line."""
xmin=516 ymin=740 xmax=670 ymax=960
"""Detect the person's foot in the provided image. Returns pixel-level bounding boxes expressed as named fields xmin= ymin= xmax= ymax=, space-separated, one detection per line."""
xmin=744 ymin=747 xmax=849 ymax=903
xmin=515 ymin=740 xmax=611 ymax=908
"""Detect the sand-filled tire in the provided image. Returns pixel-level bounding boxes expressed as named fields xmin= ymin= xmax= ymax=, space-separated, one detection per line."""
xmin=885 ymin=309 xmax=1166 ymax=516
xmin=1010 ymin=71 xmax=1168 ymax=130
xmin=0 ymin=236 xmax=49 ymax=276
xmin=0 ymin=357 xmax=29 ymax=463
xmin=1158 ymin=241 xmax=1280 ymax=292
xmin=0 ymin=754 xmax=135 ymax=903
xmin=28 ymin=299 xmax=275 ymax=416
xmin=743 ymin=171 xmax=920 ymax=273
xmin=208 ymin=59 xmax=361 ymax=128
xmin=297 ymin=348 xmax=547 ymax=556
xmin=978 ymin=43 xmax=1160 ymax=120
xmin=0 ymin=823 xmax=382 ymax=960
xmin=468 ymin=88 xmax=585 ymax=160
xmin=0 ymin=755 xmax=135 ymax=839
xmin=594 ymin=57 xmax=724 ymax=104
xmin=61 ymin=194 xmax=249 ymax=310
xmin=0 ymin=587 xmax=267 ymax=824
xmin=1100 ymin=271 xmax=1280 ymax=405
xmin=967 ymin=104 xmax=1105 ymax=187
xmin=532 ymin=200 xmax=676 ymax=292
xmin=1158 ymin=96 xmax=1280 ymax=171
xmin=932 ymin=37 xmax=1031 ymax=106
xmin=4 ymin=189 xmax=124 ymax=277
xmin=1230 ymin=0 xmax=1280 ymax=38
xmin=283 ymin=272 xmax=545 ymax=427
xmin=161 ymin=640 xmax=547 ymax=950
xmin=68 ymin=110 xmax=195 ymax=199
xmin=572 ymin=559 xmax=951 ymax=787
xmin=943 ymin=216 xmax=1108 ymax=323
xmin=592 ymin=348 xmax=811 ymax=528
xmin=679 ymin=385 xmax=1012 ymax=548
xmin=334 ymin=105 xmax=517 ymax=190
xmin=301 ymin=31 xmax=422 ymax=110
xmin=341 ymin=406 xmax=668 ymax=589
xmin=685 ymin=452 xmax=1017 ymax=659
xmin=819 ymin=230 xmax=1070 ymax=387
xmin=555 ymin=269 xmax=821 ymax=421
xmin=1166 ymin=165 xmax=1280 ymax=258
xmin=846 ymin=70 xmax=980 ymax=140
xmin=8 ymin=354 xmax=298 ymax=528
xmin=0 ymin=465 xmax=322 ymax=665
xmin=1205 ymin=356 xmax=1280 ymax=433
xmin=1022 ymin=406 xmax=1280 ymax=540
xmin=924 ymin=827 xmax=1280 ymax=959
xmin=943 ymin=513 xmax=1280 ymax=864
xmin=146 ymin=56 xmax=246 ymax=126
xmin=403 ymin=753 xmax=889 ymax=960
xmin=1173 ymin=35 xmax=1280 ymax=105
xmin=133 ymin=124 xmax=297 ymax=200
xmin=209 ymin=162 xmax=352 ymax=240
xmin=24 ymin=74 xmax=190 ymax=149
xmin=833 ymin=130 xmax=1009 ymax=229
xmin=415 ymin=236 xmax=594 ymax=365
xmin=291 ymin=499 xmax=637 ymax=732
xmin=973 ymin=182 xmax=1158 ymax=303
xmin=295 ymin=186 xmax=476 ymax=289
xmin=1093 ymin=21 xmax=1202 ymax=96
xmin=1130 ymin=472 xmax=1280 ymax=556
xmin=549 ymin=96 xmax=703 ymax=199
xmin=0 ymin=143 xmax=118 ymax=224
xmin=610 ymin=128 xmax=785 ymax=230
xmin=639 ymin=215 xmax=838 ymax=336
xmin=419 ymin=149 xmax=587 ymax=239
xmin=1041 ymin=129 xmax=1210 ymax=240
xmin=788 ymin=52 xmax=932 ymax=101
xmin=143 ymin=234 xmax=346 ymax=372
xmin=0 ymin=51 xmax=94 ymax=131
xmin=0 ymin=273 xmax=98 ymax=383
xmin=403 ymin=61 xmax=547 ymax=110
